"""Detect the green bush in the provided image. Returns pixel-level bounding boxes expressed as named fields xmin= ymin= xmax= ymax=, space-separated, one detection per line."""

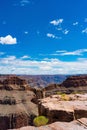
xmin=33 ymin=116 xmax=49 ymax=127
xmin=61 ymin=94 xmax=70 ymax=101
xmin=57 ymin=92 xmax=63 ymax=95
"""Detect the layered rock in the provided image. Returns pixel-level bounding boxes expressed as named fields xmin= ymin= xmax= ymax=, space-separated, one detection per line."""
xmin=44 ymin=75 xmax=87 ymax=96
xmin=10 ymin=118 xmax=87 ymax=130
xmin=19 ymin=75 xmax=67 ymax=88
xmin=38 ymin=94 xmax=87 ymax=123
xmin=0 ymin=76 xmax=38 ymax=130
xmin=2 ymin=76 xmax=30 ymax=90
xmin=62 ymin=75 xmax=87 ymax=90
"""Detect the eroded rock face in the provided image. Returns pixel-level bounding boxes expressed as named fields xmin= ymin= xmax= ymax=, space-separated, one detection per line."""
xmin=44 ymin=75 xmax=87 ymax=96
xmin=2 ymin=76 xmax=30 ymax=90
xmin=62 ymin=75 xmax=87 ymax=88
xmin=10 ymin=118 xmax=87 ymax=130
xmin=0 ymin=76 xmax=38 ymax=130
xmin=38 ymin=94 xmax=87 ymax=123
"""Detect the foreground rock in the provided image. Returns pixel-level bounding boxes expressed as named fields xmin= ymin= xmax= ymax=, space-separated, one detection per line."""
xmin=9 ymin=118 xmax=87 ymax=130
xmin=38 ymin=94 xmax=87 ymax=123
xmin=0 ymin=76 xmax=38 ymax=130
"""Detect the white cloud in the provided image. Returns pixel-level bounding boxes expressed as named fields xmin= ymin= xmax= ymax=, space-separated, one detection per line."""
xmin=63 ymin=29 xmax=69 ymax=35
xmin=47 ymin=33 xmax=61 ymax=39
xmin=0 ymin=35 xmax=17 ymax=45
xmin=21 ymin=55 xmax=31 ymax=59
xmin=20 ymin=0 xmax=30 ymax=6
xmin=56 ymin=50 xmax=67 ymax=53
xmin=57 ymin=27 xmax=62 ymax=31
xmin=73 ymin=22 xmax=78 ymax=26
xmin=24 ymin=31 xmax=28 ymax=34
xmin=1 ymin=55 xmax=87 ymax=74
xmin=52 ymin=49 xmax=87 ymax=56
xmin=50 ymin=19 xmax=63 ymax=26
xmin=82 ymin=28 xmax=87 ymax=33
xmin=47 ymin=33 xmax=56 ymax=39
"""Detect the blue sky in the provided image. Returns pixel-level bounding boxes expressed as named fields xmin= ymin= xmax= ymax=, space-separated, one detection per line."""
xmin=0 ymin=0 xmax=87 ymax=74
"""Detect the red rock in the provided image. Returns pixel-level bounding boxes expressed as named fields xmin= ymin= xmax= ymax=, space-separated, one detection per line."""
xmin=38 ymin=94 xmax=87 ymax=123
xmin=10 ymin=118 xmax=87 ymax=130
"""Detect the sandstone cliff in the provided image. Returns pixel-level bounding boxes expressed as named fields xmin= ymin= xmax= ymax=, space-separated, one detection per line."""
xmin=0 ymin=76 xmax=38 ymax=130
xmin=38 ymin=94 xmax=87 ymax=123
xmin=44 ymin=75 xmax=87 ymax=96
xmin=9 ymin=118 xmax=87 ymax=130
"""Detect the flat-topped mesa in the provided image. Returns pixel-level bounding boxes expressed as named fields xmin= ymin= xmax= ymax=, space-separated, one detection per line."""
xmin=4 ymin=76 xmax=26 ymax=85
xmin=0 ymin=76 xmax=30 ymax=90
xmin=61 ymin=75 xmax=87 ymax=87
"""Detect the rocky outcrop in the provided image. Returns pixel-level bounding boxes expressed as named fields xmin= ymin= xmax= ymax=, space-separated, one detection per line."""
xmin=19 ymin=75 xmax=67 ymax=88
xmin=10 ymin=118 xmax=87 ymax=130
xmin=0 ymin=76 xmax=38 ymax=130
xmin=44 ymin=75 xmax=87 ymax=96
xmin=31 ymin=87 xmax=44 ymax=104
xmin=62 ymin=75 xmax=87 ymax=88
xmin=38 ymin=94 xmax=87 ymax=123
xmin=0 ymin=76 xmax=30 ymax=90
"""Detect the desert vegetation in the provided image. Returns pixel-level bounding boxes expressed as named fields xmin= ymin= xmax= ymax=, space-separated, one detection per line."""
xmin=33 ymin=116 xmax=49 ymax=127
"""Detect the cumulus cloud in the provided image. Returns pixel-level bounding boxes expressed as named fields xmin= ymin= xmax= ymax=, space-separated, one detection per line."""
xmin=63 ymin=29 xmax=69 ymax=35
xmin=73 ymin=22 xmax=78 ymax=26
xmin=52 ymin=49 xmax=87 ymax=56
xmin=82 ymin=28 xmax=87 ymax=34
xmin=21 ymin=55 xmax=31 ymax=59
xmin=0 ymin=35 xmax=17 ymax=45
xmin=1 ymin=55 xmax=87 ymax=74
xmin=20 ymin=0 xmax=30 ymax=6
xmin=47 ymin=33 xmax=61 ymax=39
xmin=50 ymin=19 xmax=63 ymax=26
xmin=47 ymin=33 xmax=57 ymax=39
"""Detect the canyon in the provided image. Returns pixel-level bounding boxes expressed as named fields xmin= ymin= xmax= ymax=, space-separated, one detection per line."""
xmin=0 ymin=75 xmax=86 ymax=129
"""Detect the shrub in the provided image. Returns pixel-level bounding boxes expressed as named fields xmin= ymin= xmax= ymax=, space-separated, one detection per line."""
xmin=61 ymin=94 xmax=70 ymax=101
xmin=33 ymin=116 xmax=49 ymax=127
xmin=57 ymin=92 xmax=63 ymax=95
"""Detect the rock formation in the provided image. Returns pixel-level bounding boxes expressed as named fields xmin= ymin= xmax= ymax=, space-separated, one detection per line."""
xmin=19 ymin=75 xmax=67 ymax=88
xmin=44 ymin=75 xmax=87 ymax=96
xmin=0 ymin=76 xmax=38 ymax=130
xmin=0 ymin=75 xmax=87 ymax=130
xmin=38 ymin=94 xmax=87 ymax=123
xmin=10 ymin=118 xmax=87 ymax=130
xmin=62 ymin=75 xmax=87 ymax=87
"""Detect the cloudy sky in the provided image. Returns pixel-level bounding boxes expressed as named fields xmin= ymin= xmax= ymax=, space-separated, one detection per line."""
xmin=0 ymin=0 xmax=87 ymax=74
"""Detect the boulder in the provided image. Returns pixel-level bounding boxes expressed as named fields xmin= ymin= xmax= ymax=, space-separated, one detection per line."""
xmin=9 ymin=118 xmax=87 ymax=130
xmin=38 ymin=94 xmax=87 ymax=123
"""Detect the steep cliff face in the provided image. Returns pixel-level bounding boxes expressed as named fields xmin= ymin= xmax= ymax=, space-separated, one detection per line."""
xmin=19 ymin=75 xmax=67 ymax=87
xmin=0 ymin=76 xmax=38 ymax=130
xmin=62 ymin=75 xmax=87 ymax=87
xmin=2 ymin=76 xmax=30 ymax=90
xmin=10 ymin=118 xmax=87 ymax=130
xmin=38 ymin=94 xmax=87 ymax=123
xmin=44 ymin=75 xmax=87 ymax=96
xmin=60 ymin=75 xmax=87 ymax=93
